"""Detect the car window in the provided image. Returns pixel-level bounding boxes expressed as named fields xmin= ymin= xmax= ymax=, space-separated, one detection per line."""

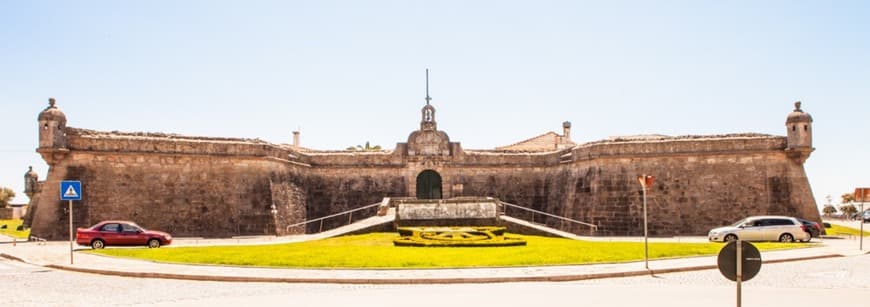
xmin=100 ymin=223 xmax=121 ymax=232
xmin=121 ymin=223 xmax=141 ymax=232
xmin=731 ymin=218 xmax=748 ymax=227
xmin=770 ymin=219 xmax=794 ymax=226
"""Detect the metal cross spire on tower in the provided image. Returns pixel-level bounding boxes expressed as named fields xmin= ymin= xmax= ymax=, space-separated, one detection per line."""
xmin=425 ymin=69 xmax=431 ymax=105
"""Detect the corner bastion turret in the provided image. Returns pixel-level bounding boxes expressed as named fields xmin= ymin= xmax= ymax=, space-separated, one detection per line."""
xmin=785 ymin=101 xmax=814 ymax=164
xmin=37 ymin=98 xmax=69 ymax=165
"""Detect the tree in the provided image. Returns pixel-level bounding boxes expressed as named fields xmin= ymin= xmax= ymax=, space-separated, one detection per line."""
xmin=346 ymin=141 xmax=382 ymax=152
xmin=841 ymin=193 xmax=855 ymax=205
xmin=0 ymin=187 xmax=15 ymax=208
xmin=839 ymin=203 xmax=857 ymax=219
xmin=822 ymin=204 xmax=838 ymax=217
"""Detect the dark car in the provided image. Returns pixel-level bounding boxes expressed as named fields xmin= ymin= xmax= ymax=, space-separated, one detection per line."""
xmin=796 ymin=218 xmax=821 ymax=239
xmin=75 ymin=220 xmax=172 ymax=249
xmin=849 ymin=210 xmax=870 ymax=222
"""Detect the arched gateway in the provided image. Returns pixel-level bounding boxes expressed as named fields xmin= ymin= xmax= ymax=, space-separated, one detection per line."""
xmin=416 ymin=170 xmax=442 ymax=199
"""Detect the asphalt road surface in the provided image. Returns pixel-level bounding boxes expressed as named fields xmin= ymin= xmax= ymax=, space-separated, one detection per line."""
xmin=2 ymin=254 xmax=869 ymax=307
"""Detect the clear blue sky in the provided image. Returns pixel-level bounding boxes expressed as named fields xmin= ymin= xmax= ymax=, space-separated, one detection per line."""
xmin=2 ymin=1 xmax=868 ymax=210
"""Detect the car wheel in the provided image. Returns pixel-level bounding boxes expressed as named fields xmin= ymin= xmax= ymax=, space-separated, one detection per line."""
xmin=91 ymin=239 xmax=105 ymax=249
xmin=779 ymin=233 xmax=795 ymax=243
xmin=724 ymin=234 xmax=738 ymax=242
xmin=147 ymin=239 xmax=161 ymax=248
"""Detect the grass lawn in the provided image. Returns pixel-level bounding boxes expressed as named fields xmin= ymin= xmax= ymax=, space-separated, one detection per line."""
xmin=87 ymin=233 xmax=807 ymax=269
xmin=0 ymin=219 xmax=30 ymax=239
xmin=826 ymin=224 xmax=870 ymax=236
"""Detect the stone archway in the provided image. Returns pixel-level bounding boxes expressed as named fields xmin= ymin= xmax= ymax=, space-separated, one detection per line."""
xmin=416 ymin=170 xmax=442 ymax=199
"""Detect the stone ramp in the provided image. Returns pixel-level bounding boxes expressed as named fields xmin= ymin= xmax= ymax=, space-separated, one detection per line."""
xmin=302 ymin=207 xmax=396 ymax=240
xmin=170 ymin=208 xmax=397 ymax=247
xmin=500 ymin=215 xmax=587 ymax=239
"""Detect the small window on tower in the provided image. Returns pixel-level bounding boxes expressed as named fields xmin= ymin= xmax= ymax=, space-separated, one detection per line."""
xmin=792 ymin=125 xmax=796 ymax=132
xmin=804 ymin=125 xmax=807 ymax=131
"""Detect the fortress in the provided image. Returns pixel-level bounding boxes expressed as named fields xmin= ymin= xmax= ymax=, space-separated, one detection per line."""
xmin=24 ymin=97 xmax=819 ymax=240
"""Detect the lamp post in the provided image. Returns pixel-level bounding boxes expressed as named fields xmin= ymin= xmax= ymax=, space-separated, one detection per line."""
xmin=637 ymin=175 xmax=655 ymax=270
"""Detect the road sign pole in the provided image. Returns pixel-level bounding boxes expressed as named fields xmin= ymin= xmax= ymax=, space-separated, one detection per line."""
xmin=736 ymin=240 xmax=742 ymax=307
xmin=60 ymin=180 xmax=82 ymax=265
xmin=637 ymin=175 xmax=654 ymax=270
xmin=855 ymin=188 xmax=869 ymax=251
xmin=860 ymin=202 xmax=864 ymax=251
xmin=643 ymin=185 xmax=648 ymax=270
xmin=718 ymin=240 xmax=760 ymax=306
xmin=69 ymin=199 xmax=73 ymax=265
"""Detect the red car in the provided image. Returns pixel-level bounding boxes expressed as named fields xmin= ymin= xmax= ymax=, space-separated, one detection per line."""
xmin=76 ymin=220 xmax=172 ymax=249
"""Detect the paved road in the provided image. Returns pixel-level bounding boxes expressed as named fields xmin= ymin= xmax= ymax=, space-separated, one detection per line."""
xmin=3 ymin=253 xmax=868 ymax=307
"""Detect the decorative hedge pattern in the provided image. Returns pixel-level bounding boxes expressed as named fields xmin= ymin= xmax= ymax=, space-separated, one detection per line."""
xmin=393 ymin=226 xmax=527 ymax=247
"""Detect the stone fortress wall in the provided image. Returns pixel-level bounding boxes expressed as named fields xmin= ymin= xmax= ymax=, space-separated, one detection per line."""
xmin=26 ymin=98 xmax=819 ymax=240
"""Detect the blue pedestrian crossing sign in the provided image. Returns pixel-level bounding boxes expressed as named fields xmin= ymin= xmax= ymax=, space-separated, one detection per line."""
xmin=60 ymin=181 xmax=82 ymax=201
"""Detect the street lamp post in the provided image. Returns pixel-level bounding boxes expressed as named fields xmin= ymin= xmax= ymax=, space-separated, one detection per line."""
xmin=637 ymin=175 xmax=655 ymax=270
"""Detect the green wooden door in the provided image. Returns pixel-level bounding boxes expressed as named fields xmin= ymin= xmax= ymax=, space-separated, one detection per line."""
xmin=416 ymin=170 xmax=442 ymax=199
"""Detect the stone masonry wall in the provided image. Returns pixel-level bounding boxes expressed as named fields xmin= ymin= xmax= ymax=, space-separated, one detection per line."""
xmin=30 ymin=129 xmax=819 ymax=239
xmin=442 ymin=136 xmax=818 ymax=236
xmin=29 ymin=149 xmax=308 ymax=240
xmin=446 ymin=166 xmax=577 ymax=232
xmin=558 ymin=150 xmax=820 ymax=236
xmin=303 ymin=168 xmax=406 ymax=232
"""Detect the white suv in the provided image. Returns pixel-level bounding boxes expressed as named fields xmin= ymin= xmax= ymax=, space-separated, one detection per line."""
xmin=708 ymin=216 xmax=810 ymax=243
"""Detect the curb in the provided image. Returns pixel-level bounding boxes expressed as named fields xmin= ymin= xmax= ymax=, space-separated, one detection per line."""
xmin=0 ymin=253 xmax=26 ymax=263
xmin=32 ymin=253 xmax=844 ymax=285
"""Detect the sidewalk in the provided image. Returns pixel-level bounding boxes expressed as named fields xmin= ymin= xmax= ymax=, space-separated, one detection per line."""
xmin=1 ymin=234 xmax=868 ymax=284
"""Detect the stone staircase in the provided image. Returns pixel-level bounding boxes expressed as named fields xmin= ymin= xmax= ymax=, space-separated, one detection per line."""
xmin=271 ymin=197 xmax=595 ymax=242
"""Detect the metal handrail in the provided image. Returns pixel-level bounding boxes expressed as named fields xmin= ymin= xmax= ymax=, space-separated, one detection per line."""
xmin=499 ymin=201 xmax=598 ymax=231
xmin=284 ymin=202 xmax=383 ymax=233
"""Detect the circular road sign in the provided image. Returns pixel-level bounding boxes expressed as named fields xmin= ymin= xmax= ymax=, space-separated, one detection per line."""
xmin=717 ymin=240 xmax=762 ymax=282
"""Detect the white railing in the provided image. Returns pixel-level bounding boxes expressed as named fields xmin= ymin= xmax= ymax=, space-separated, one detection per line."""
xmin=499 ymin=201 xmax=598 ymax=232
xmin=284 ymin=201 xmax=384 ymax=233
